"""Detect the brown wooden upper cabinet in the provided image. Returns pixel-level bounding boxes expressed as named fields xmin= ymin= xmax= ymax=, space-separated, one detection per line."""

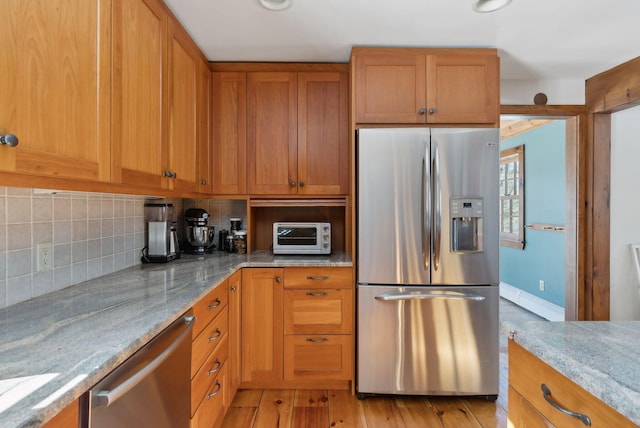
xmin=111 ymin=0 xmax=203 ymax=193
xmin=247 ymin=71 xmax=349 ymax=196
xmin=0 ymin=0 xmax=111 ymax=182
xmin=353 ymin=48 xmax=499 ymax=126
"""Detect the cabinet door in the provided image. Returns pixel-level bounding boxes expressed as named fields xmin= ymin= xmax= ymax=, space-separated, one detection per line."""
xmin=297 ymin=72 xmax=349 ymax=195
xmin=241 ymin=268 xmax=284 ymax=385
xmin=227 ymin=270 xmax=242 ymax=398
xmin=112 ymin=0 xmax=167 ymax=189
xmin=426 ymin=54 xmax=499 ymax=125
xmin=247 ymin=72 xmax=297 ymax=195
xmin=354 ymin=54 xmax=426 ymax=124
xmin=212 ymin=72 xmax=247 ymax=195
xmin=283 ymin=335 xmax=352 ymax=381
xmin=196 ymin=60 xmax=213 ymax=194
xmin=0 ymin=0 xmax=110 ymax=182
xmin=284 ymin=288 xmax=353 ymax=335
xmin=166 ymin=18 xmax=199 ymax=192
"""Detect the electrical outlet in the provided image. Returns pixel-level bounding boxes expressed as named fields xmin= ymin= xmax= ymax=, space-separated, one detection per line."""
xmin=539 ymin=280 xmax=545 ymax=291
xmin=37 ymin=243 xmax=52 ymax=272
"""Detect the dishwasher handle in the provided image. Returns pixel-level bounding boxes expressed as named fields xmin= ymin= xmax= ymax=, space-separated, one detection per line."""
xmin=92 ymin=315 xmax=195 ymax=408
xmin=374 ymin=290 xmax=486 ymax=302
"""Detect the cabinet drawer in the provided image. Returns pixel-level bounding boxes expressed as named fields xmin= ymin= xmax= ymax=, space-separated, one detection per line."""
xmin=192 ymin=281 xmax=229 ymax=339
xmin=192 ymin=307 xmax=228 ymax=378
xmin=284 ymin=288 xmax=353 ymax=334
xmin=190 ymin=363 xmax=228 ymax=428
xmin=284 ymin=335 xmax=352 ymax=381
xmin=192 ymin=333 xmax=229 ymax=417
xmin=509 ymin=341 xmax=634 ymax=427
xmin=508 ymin=386 xmax=553 ymax=428
xmin=284 ymin=267 xmax=352 ymax=289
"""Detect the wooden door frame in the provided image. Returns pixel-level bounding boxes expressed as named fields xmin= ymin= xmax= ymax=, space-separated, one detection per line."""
xmin=501 ymin=105 xmax=586 ymax=320
xmin=584 ymin=55 xmax=640 ymax=320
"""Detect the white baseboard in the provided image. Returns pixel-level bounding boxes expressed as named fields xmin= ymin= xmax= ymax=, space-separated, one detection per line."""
xmin=500 ymin=282 xmax=565 ymax=321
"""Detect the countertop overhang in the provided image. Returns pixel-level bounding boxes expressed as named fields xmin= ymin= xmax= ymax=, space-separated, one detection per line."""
xmin=502 ymin=320 xmax=640 ymax=425
xmin=0 ymin=250 xmax=351 ymax=428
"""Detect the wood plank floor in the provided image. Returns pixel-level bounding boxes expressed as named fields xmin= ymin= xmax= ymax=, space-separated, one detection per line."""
xmin=222 ymin=299 xmax=543 ymax=428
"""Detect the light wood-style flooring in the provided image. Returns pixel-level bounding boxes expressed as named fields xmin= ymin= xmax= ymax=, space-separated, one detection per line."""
xmin=222 ymin=299 xmax=543 ymax=427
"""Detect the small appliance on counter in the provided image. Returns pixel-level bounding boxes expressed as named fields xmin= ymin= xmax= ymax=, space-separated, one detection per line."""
xmin=142 ymin=203 xmax=180 ymax=263
xmin=183 ymin=208 xmax=216 ymax=255
xmin=272 ymin=222 xmax=331 ymax=255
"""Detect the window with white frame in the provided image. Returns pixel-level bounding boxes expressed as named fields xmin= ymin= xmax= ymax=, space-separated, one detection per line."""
xmin=499 ymin=145 xmax=525 ymax=249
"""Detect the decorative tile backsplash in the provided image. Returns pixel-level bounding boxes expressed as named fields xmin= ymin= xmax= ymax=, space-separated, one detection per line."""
xmin=0 ymin=186 xmax=246 ymax=309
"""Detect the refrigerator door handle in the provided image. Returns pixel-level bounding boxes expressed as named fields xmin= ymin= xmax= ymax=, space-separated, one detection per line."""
xmin=422 ymin=146 xmax=431 ymax=270
xmin=374 ymin=290 xmax=486 ymax=302
xmin=433 ymin=142 xmax=441 ymax=271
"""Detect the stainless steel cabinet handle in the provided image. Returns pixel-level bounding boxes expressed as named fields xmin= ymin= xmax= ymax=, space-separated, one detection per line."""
xmin=92 ymin=315 xmax=195 ymax=407
xmin=171 ymin=171 xmax=177 ymax=179
xmin=290 ymin=181 xmax=296 ymax=187
xmin=0 ymin=133 xmax=19 ymax=147
xmin=207 ymin=359 xmax=222 ymax=376
xmin=374 ymin=290 xmax=485 ymax=301
xmin=541 ymin=384 xmax=592 ymax=426
xmin=163 ymin=170 xmax=172 ymax=178
xmin=428 ymin=108 xmax=436 ymax=114
xmin=230 ymin=286 xmax=237 ymax=292
xmin=299 ymin=181 xmax=305 ymax=187
xmin=306 ymin=276 xmax=329 ymax=281
xmin=208 ymin=298 xmax=221 ymax=310
xmin=200 ymin=179 xmax=207 ymax=185
xmin=418 ymin=108 xmax=426 ymax=115
xmin=275 ymin=276 xmax=282 ymax=283
xmin=207 ymin=381 xmax=222 ymax=399
xmin=306 ymin=291 xmax=329 ymax=297
xmin=207 ymin=328 xmax=221 ymax=343
xmin=306 ymin=337 xmax=329 ymax=343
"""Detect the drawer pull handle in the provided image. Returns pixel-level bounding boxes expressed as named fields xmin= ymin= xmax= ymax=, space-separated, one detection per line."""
xmin=541 ymin=384 xmax=592 ymax=426
xmin=207 ymin=381 xmax=222 ymax=399
xmin=208 ymin=298 xmax=222 ymax=310
xmin=207 ymin=359 xmax=222 ymax=376
xmin=208 ymin=329 xmax=222 ymax=343
xmin=306 ymin=337 xmax=329 ymax=343
xmin=306 ymin=291 xmax=329 ymax=297
xmin=306 ymin=276 xmax=330 ymax=281
xmin=230 ymin=286 xmax=237 ymax=292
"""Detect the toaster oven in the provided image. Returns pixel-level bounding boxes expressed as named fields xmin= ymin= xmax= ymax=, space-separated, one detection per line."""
xmin=272 ymin=222 xmax=331 ymax=255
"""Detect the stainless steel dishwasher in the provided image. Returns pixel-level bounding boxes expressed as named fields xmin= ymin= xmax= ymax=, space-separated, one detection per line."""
xmin=86 ymin=311 xmax=194 ymax=428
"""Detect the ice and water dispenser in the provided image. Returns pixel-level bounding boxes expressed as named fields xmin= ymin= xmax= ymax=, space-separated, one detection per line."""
xmin=450 ymin=197 xmax=483 ymax=253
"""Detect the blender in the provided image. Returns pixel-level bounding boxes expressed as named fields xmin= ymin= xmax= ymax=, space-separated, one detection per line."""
xmin=184 ymin=208 xmax=216 ymax=254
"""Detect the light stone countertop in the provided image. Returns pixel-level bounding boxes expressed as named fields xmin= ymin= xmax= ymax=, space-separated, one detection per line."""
xmin=0 ymin=250 xmax=352 ymax=428
xmin=501 ymin=320 xmax=640 ymax=425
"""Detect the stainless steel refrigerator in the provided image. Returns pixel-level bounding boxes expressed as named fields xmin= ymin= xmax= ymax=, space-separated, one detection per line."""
xmin=356 ymin=127 xmax=499 ymax=399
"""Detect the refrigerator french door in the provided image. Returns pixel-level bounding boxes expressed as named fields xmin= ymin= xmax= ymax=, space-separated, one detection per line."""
xmin=356 ymin=128 xmax=499 ymax=398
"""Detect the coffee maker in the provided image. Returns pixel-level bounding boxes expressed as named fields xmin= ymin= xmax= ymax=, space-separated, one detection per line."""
xmin=184 ymin=208 xmax=216 ymax=254
xmin=142 ymin=203 xmax=180 ymax=263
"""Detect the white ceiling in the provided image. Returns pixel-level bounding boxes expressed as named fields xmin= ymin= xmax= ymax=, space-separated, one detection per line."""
xmin=163 ymin=0 xmax=640 ymax=82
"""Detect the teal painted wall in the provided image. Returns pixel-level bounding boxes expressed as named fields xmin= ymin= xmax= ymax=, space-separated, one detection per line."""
xmin=500 ymin=121 xmax=566 ymax=307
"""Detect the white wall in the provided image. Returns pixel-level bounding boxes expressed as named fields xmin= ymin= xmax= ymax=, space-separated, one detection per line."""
xmin=610 ymin=105 xmax=640 ymax=320
xmin=501 ymin=78 xmax=585 ymax=105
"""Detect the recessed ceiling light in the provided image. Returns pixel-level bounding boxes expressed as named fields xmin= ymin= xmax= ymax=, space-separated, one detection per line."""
xmin=472 ymin=0 xmax=512 ymax=13
xmin=259 ymin=0 xmax=293 ymax=11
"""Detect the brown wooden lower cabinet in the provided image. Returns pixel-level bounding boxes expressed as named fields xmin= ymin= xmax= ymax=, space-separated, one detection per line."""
xmin=508 ymin=340 xmax=636 ymax=427
xmin=283 ymin=334 xmax=352 ymax=381
xmin=42 ymin=398 xmax=79 ymax=428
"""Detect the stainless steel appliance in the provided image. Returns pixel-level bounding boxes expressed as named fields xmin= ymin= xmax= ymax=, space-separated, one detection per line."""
xmin=142 ymin=203 xmax=180 ymax=263
xmin=87 ymin=311 xmax=194 ymax=428
xmin=184 ymin=208 xmax=216 ymax=254
xmin=272 ymin=222 xmax=331 ymax=255
xmin=356 ymin=128 xmax=499 ymax=399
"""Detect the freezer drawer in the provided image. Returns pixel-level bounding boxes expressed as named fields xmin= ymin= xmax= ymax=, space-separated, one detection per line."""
xmin=357 ymin=284 xmax=498 ymax=397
